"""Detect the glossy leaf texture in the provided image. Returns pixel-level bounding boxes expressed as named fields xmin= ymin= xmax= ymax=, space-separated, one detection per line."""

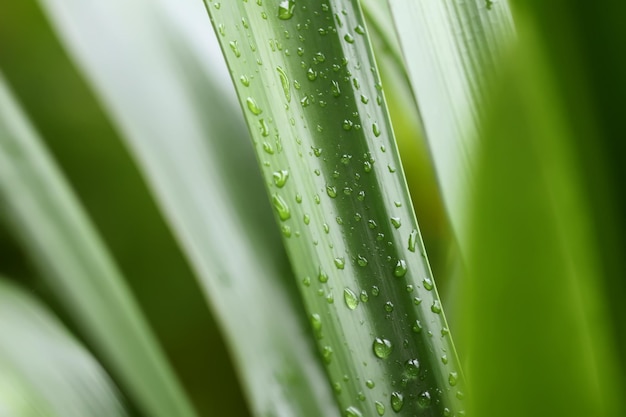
xmin=0 ymin=278 xmax=127 ymax=417
xmin=205 ymin=1 xmax=464 ymax=416
xmin=34 ymin=0 xmax=336 ymax=415
xmin=0 ymin=74 xmax=198 ymax=417
xmin=387 ymin=0 xmax=515 ymax=243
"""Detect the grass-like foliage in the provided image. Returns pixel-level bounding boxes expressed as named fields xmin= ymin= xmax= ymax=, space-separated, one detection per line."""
xmin=0 ymin=0 xmax=624 ymax=416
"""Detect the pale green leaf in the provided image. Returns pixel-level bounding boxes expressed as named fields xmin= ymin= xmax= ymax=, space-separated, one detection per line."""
xmin=387 ymin=0 xmax=515 ymax=242
xmin=204 ymin=1 xmax=464 ymax=415
xmin=0 ymin=74 xmax=198 ymax=417
xmin=0 ymin=278 xmax=127 ymax=417
xmin=34 ymin=0 xmax=336 ymax=415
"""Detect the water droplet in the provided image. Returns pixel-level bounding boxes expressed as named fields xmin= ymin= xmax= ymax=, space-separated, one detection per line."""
xmin=394 ymin=259 xmax=407 ymax=277
xmin=368 ymin=220 xmax=377 ymax=229
xmin=303 ymin=214 xmax=310 ymax=225
xmin=262 ymin=142 xmax=274 ymax=154
xmin=322 ymin=345 xmax=333 ymax=363
xmin=360 ymin=290 xmax=369 ymax=302
xmin=408 ymin=229 xmax=418 ymax=252
xmin=406 ymin=285 xmax=414 ymax=293
xmin=372 ymin=122 xmax=381 ymax=137
xmin=295 ymin=193 xmax=302 ymax=203
xmin=441 ymin=354 xmax=449 ymax=364
xmin=314 ymin=194 xmax=321 ymax=205
xmin=390 ymin=392 xmax=404 ymax=412
xmin=417 ymin=391 xmax=431 ymax=408
xmin=246 ymin=97 xmax=262 ymax=115
xmin=390 ymin=217 xmax=401 ymax=229
xmin=302 ymin=276 xmax=311 ymax=286
xmin=413 ymin=297 xmax=422 ymax=305
xmin=307 ymin=67 xmax=318 ymax=81
xmin=411 ymin=319 xmax=423 ymax=334
xmin=259 ymin=119 xmax=269 ymax=137
xmin=355 ymin=25 xmax=365 ymax=34
xmin=357 ymin=255 xmax=368 ymax=267
xmin=375 ymin=401 xmax=385 ymax=416
xmin=240 ymin=75 xmax=250 ymax=86
xmin=449 ymin=371 xmax=458 ymax=386
xmin=326 ymin=293 xmax=334 ymax=304
xmin=366 ymin=379 xmax=375 ymax=389
xmin=311 ymin=313 xmax=322 ymax=331
xmin=271 ymin=194 xmax=290 ymax=220
xmin=314 ymin=52 xmax=326 ymax=62
xmin=431 ymin=300 xmax=442 ymax=314
xmin=404 ymin=359 xmax=420 ymax=379
xmin=326 ymin=185 xmax=338 ymax=198
xmin=229 ymin=40 xmax=241 ymax=57
xmin=344 ymin=33 xmax=355 ymax=43
xmin=344 ymin=288 xmax=359 ymax=309
xmin=361 ymin=95 xmax=369 ymax=104
xmin=278 ymin=0 xmax=295 ymax=19
xmin=333 ymin=382 xmax=342 ymax=394
xmin=384 ymin=301 xmax=394 ymax=312
xmin=273 ymin=169 xmax=289 ymax=187
xmin=423 ymin=277 xmax=434 ymax=291
xmin=318 ymin=268 xmax=328 ymax=283
xmin=371 ymin=286 xmax=380 ymax=296
xmin=275 ymin=67 xmax=291 ymax=103
xmin=345 ymin=406 xmax=362 ymax=417
xmin=334 ymin=257 xmax=345 ymax=269
xmin=343 ymin=119 xmax=354 ymax=130
xmin=281 ymin=225 xmax=291 ymax=237
xmin=363 ymin=161 xmax=373 ymax=172
xmin=373 ymin=337 xmax=393 ymax=359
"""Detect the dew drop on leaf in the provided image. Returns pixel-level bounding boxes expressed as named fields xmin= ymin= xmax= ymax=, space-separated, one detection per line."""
xmin=345 ymin=406 xmax=362 ymax=417
xmin=394 ymin=259 xmax=407 ymax=277
xmin=408 ymin=229 xmax=418 ymax=252
xmin=417 ymin=391 xmax=432 ymax=408
xmin=334 ymin=257 xmax=345 ymax=269
xmin=423 ymin=277 xmax=434 ymax=291
xmin=246 ymin=97 xmax=262 ymax=115
xmin=375 ymin=401 xmax=385 ymax=416
xmin=278 ymin=0 xmax=295 ymax=20
xmin=449 ymin=371 xmax=458 ymax=386
xmin=271 ymin=194 xmax=291 ymax=220
xmin=390 ymin=392 xmax=404 ymax=412
xmin=272 ymin=169 xmax=289 ymax=187
xmin=276 ymin=66 xmax=291 ymax=102
xmin=390 ymin=217 xmax=401 ymax=229
xmin=372 ymin=337 xmax=393 ymax=359
xmin=343 ymin=288 xmax=359 ymax=310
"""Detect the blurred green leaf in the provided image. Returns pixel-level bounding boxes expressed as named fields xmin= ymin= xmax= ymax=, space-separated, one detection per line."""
xmin=0 ymin=74 xmax=198 ymax=417
xmin=463 ymin=10 xmax=626 ymax=417
xmin=34 ymin=0 xmax=337 ymax=415
xmin=0 ymin=277 xmax=127 ymax=417
xmin=386 ymin=0 xmax=515 ymax=243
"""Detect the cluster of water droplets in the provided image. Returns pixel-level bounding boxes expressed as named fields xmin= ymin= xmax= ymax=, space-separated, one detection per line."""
xmin=208 ymin=0 xmax=464 ymax=415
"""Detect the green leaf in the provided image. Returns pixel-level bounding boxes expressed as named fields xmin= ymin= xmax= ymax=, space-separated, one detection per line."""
xmin=386 ymin=0 xmax=515 ymax=242
xmin=0 ymin=277 xmax=127 ymax=417
xmin=463 ymin=13 xmax=626 ymax=417
xmin=0 ymin=73 xmax=198 ymax=417
xmin=34 ymin=0 xmax=336 ymax=415
xmin=205 ymin=1 xmax=464 ymax=416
